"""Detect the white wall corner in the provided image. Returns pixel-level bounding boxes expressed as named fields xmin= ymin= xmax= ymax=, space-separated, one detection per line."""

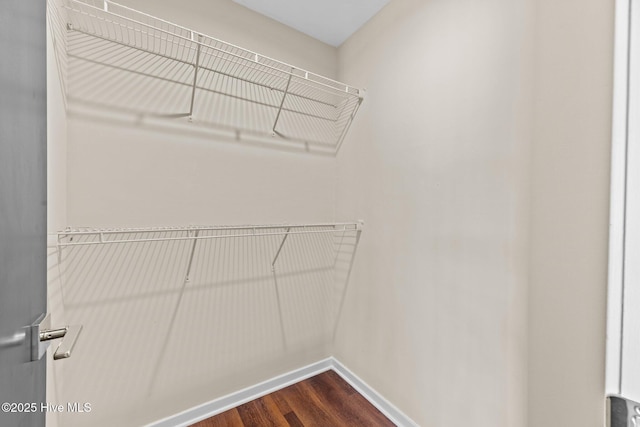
xmin=330 ymin=358 xmax=420 ymax=427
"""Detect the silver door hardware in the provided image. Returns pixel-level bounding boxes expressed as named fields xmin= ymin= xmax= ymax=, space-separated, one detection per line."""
xmin=30 ymin=313 xmax=83 ymax=361
xmin=608 ymin=395 xmax=640 ymax=427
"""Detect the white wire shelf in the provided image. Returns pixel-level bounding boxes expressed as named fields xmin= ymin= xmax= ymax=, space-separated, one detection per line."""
xmin=56 ymin=221 xmax=363 ymax=353
xmin=57 ymin=0 xmax=364 ymax=152
xmin=56 ymin=222 xmax=364 ymax=247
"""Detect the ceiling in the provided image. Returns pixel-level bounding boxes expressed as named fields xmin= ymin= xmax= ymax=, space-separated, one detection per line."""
xmin=231 ymin=0 xmax=390 ymax=47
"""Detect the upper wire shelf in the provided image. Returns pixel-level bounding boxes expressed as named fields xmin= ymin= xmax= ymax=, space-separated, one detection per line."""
xmin=57 ymin=0 xmax=364 ymax=152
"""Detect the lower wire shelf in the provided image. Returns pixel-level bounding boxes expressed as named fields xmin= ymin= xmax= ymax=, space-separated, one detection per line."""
xmin=56 ymin=221 xmax=363 ymax=247
xmin=53 ymin=221 xmax=363 ymax=348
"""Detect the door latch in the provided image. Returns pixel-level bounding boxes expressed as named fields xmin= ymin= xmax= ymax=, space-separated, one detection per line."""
xmin=31 ymin=313 xmax=83 ymax=361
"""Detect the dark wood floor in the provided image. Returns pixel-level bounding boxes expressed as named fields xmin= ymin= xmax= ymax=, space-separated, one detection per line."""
xmin=190 ymin=370 xmax=396 ymax=427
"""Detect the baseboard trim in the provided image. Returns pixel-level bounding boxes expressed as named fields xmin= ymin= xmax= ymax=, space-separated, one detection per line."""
xmin=149 ymin=358 xmax=333 ymax=427
xmin=331 ymin=358 xmax=419 ymax=427
xmin=148 ymin=357 xmax=418 ymax=427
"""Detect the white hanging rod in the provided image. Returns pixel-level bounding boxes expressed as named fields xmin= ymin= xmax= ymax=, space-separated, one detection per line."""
xmin=64 ymin=0 xmax=362 ymax=98
xmin=57 ymin=222 xmax=364 ymax=247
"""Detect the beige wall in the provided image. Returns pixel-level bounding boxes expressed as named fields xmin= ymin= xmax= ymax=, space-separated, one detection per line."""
xmin=46 ymin=1 xmax=68 ymax=426
xmin=335 ymin=0 xmax=613 ymax=426
xmin=335 ymin=0 xmax=533 ymax=425
xmin=528 ymin=0 xmax=613 ymax=426
xmin=66 ymin=0 xmax=339 ymax=227
xmin=47 ymin=0 xmax=67 ymax=234
xmin=57 ymin=1 xmax=343 ymax=426
xmin=115 ymin=0 xmax=338 ymax=80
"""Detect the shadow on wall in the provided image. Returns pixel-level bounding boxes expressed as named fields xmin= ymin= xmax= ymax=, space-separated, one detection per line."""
xmin=52 ymin=227 xmax=360 ymax=426
xmin=49 ymin=0 xmax=362 ymax=156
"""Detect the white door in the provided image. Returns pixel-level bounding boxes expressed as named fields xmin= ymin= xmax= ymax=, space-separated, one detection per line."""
xmin=608 ymin=0 xmax=640 ymax=424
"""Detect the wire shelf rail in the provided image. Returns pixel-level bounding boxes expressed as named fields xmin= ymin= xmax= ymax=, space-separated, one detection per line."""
xmin=56 ymin=222 xmax=364 ymax=247
xmin=57 ymin=0 xmax=364 ymax=152
xmin=55 ymin=221 xmax=363 ymax=368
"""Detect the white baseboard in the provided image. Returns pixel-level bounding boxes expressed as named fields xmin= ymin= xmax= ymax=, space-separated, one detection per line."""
xmin=149 ymin=358 xmax=334 ymax=427
xmin=148 ymin=357 xmax=418 ymax=427
xmin=331 ymin=358 xmax=419 ymax=427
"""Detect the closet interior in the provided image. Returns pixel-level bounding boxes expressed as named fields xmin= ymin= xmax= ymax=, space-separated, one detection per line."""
xmin=44 ymin=0 xmax=605 ymax=425
xmin=47 ymin=0 xmax=370 ymax=426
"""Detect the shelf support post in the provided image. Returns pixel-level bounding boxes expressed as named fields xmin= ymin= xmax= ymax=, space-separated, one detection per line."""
xmin=184 ymin=229 xmax=199 ymax=282
xmin=271 ymin=227 xmax=291 ymax=350
xmin=272 ymin=227 xmax=291 ymax=270
xmin=333 ymin=222 xmax=363 ymax=341
xmin=272 ymin=70 xmax=293 ymax=136
xmin=335 ymin=92 xmax=365 ymax=153
xmin=146 ymin=228 xmax=200 ymax=395
xmin=189 ymin=35 xmax=202 ymax=121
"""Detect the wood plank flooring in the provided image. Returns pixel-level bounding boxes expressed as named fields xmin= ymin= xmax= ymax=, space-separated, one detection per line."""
xmin=190 ymin=370 xmax=396 ymax=427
